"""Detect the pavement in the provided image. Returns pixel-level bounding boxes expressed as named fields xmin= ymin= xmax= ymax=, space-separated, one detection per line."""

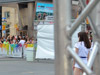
xmin=0 ymin=57 xmax=54 ymax=75
xmin=0 ymin=58 xmax=96 ymax=75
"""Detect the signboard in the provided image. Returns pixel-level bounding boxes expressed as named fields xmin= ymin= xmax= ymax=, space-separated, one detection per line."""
xmin=2 ymin=25 xmax=5 ymax=30
xmin=35 ymin=3 xmax=54 ymax=59
xmin=0 ymin=25 xmax=2 ymax=30
xmin=35 ymin=3 xmax=53 ymax=20
xmin=2 ymin=17 xmax=6 ymax=19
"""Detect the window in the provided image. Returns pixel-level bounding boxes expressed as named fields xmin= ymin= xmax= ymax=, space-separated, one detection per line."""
xmin=6 ymin=24 xmax=10 ymax=36
xmin=4 ymin=11 xmax=10 ymax=19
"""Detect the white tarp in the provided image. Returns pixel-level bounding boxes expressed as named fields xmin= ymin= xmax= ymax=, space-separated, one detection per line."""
xmin=36 ymin=22 xmax=82 ymax=59
xmin=36 ymin=24 xmax=54 ymax=59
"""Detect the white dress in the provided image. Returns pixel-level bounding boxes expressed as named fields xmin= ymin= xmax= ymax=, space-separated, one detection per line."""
xmin=19 ymin=40 xmax=25 ymax=45
xmin=74 ymin=41 xmax=91 ymax=69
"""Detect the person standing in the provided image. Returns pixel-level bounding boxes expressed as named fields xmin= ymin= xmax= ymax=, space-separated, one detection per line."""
xmin=19 ymin=37 xmax=25 ymax=45
xmin=3 ymin=39 xmax=9 ymax=44
xmin=73 ymin=32 xmax=91 ymax=75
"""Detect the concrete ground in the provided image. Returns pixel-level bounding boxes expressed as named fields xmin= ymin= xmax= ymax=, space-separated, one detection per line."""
xmin=0 ymin=58 xmax=54 ymax=75
xmin=0 ymin=58 xmax=96 ymax=75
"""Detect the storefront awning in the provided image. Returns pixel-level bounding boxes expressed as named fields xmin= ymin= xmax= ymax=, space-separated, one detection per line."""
xmin=0 ymin=0 xmax=35 ymax=4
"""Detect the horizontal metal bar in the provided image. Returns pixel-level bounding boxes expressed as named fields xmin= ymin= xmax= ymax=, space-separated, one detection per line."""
xmin=83 ymin=42 xmax=99 ymax=75
xmin=79 ymin=0 xmax=99 ymax=36
xmin=69 ymin=0 xmax=99 ymax=37
xmin=67 ymin=46 xmax=92 ymax=75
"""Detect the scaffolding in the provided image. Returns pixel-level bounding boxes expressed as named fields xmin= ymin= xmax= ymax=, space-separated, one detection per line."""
xmin=54 ymin=0 xmax=100 ymax=75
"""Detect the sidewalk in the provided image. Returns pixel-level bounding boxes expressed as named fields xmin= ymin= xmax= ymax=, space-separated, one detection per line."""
xmin=0 ymin=57 xmax=54 ymax=75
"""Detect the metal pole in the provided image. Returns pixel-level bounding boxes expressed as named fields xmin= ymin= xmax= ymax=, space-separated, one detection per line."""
xmin=94 ymin=2 xmax=100 ymax=75
xmin=69 ymin=0 xmax=99 ymax=37
xmin=87 ymin=42 xmax=99 ymax=68
xmin=22 ymin=45 xmax=24 ymax=58
xmin=81 ymin=23 xmax=86 ymax=32
xmin=83 ymin=42 xmax=99 ymax=75
xmin=53 ymin=0 xmax=72 ymax=75
xmin=67 ymin=46 xmax=92 ymax=75
xmin=79 ymin=0 xmax=99 ymax=37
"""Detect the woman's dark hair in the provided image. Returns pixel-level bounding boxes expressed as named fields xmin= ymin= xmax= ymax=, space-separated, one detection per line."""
xmin=78 ymin=32 xmax=91 ymax=48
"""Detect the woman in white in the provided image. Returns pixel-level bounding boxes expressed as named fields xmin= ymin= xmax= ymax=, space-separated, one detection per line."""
xmin=19 ymin=37 xmax=25 ymax=45
xmin=73 ymin=32 xmax=91 ymax=75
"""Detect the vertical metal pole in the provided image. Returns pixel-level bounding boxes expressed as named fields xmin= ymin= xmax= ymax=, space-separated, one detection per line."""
xmin=53 ymin=0 xmax=72 ymax=75
xmin=94 ymin=2 xmax=100 ymax=75
xmin=81 ymin=23 xmax=86 ymax=32
xmin=22 ymin=45 xmax=24 ymax=58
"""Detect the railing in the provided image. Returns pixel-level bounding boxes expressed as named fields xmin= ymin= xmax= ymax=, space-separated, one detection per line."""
xmin=0 ymin=44 xmax=35 ymax=58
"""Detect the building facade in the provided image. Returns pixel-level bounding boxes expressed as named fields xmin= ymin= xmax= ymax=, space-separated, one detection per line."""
xmin=2 ymin=7 xmax=18 ymax=36
xmin=1 ymin=0 xmax=79 ymax=38
xmin=2 ymin=4 xmax=31 ymax=37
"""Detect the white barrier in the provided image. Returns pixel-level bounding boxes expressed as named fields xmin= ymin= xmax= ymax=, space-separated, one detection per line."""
xmin=0 ymin=44 xmax=22 ymax=57
xmin=23 ymin=44 xmax=35 ymax=61
xmin=0 ymin=44 xmax=36 ymax=60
